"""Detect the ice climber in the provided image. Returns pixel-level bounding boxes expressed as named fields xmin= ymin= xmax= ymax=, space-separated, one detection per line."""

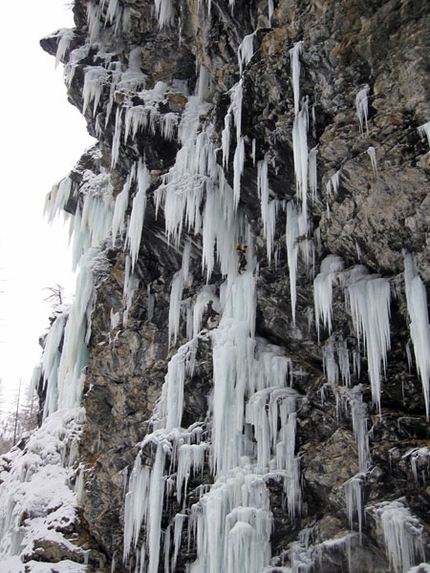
xmin=204 ymin=299 xmax=219 ymax=326
xmin=236 ymin=243 xmax=247 ymax=274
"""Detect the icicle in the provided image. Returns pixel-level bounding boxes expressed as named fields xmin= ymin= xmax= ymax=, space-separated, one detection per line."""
xmin=87 ymin=1 xmax=102 ymax=41
xmin=56 ymin=249 xmax=107 ymax=411
xmin=313 ymin=255 xmax=344 ymax=340
xmin=268 ymin=0 xmax=274 ymax=24
xmin=198 ymin=65 xmax=211 ymax=102
xmin=367 ymin=146 xmax=377 ymax=175
xmin=82 ymin=67 xmax=109 ymax=118
xmin=176 ymin=443 xmax=207 ymax=503
xmin=222 ymin=80 xmax=243 ymax=172
xmin=41 ymin=312 xmax=68 ymax=418
xmin=123 ymin=255 xmax=139 ymax=327
xmin=44 ymin=176 xmax=74 ymax=224
xmin=292 ymin=98 xmax=309 ymax=218
xmin=111 ymin=106 xmax=123 ymax=168
xmin=338 ymin=338 xmax=351 ymax=386
xmin=233 ymin=136 xmax=245 ymax=208
xmin=126 ymin=161 xmax=150 ymax=269
xmin=418 ymin=121 xmax=430 ymax=148
xmin=189 ymin=469 xmax=273 ymax=573
xmin=238 ymin=32 xmax=256 ymax=76
xmin=404 ymin=253 xmax=430 ymax=418
xmin=323 ymin=339 xmax=339 ymax=386
xmin=308 ymin=146 xmax=318 ymax=200
xmin=168 ymin=272 xmax=184 ymax=348
xmin=355 ymin=85 xmax=370 ymax=134
xmin=371 ymin=500 xmax=425 ymax=573
xmin=347 ymin=270 xmax=391 ymax=411
xmin=257 ymin=158 xmax=279 ymax=264
xmin=154 ymin=0 xmax=175 ymax=27
xmin=112 ymin=164 xmax=136 ymax=246
xmin=349 ymin=387 xmax=370 ymax=472
xmin=344 ymin=474 xmax=364 ymax=542
xmin=286 ymin=202 xmax=300 ymax=325
xmin=289 ymin=41 xmax=304 ymax=116
xmin=106 ymin=0 xmax=120 ymax=24
xmin=55 ymin=28 xmax=74 ymax=68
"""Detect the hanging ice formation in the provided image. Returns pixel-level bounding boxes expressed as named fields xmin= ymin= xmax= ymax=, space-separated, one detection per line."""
xmin=368 ymin=500 xmax=425 ymax=573
xmin=257 ymin=157 xmax=279 ymax=264
xmin=367 ymin=146 xmax=377 ymax=175
xmin=418 ymin=121 xmax=430 ymax=148
xmin=346 ymin=267 xmax=391 ymax=412
xmin=123 ymin=272 xmax=300 ymax=573
xmin=404 ymin=252 xmax=430 ymax=418
xmin=355 ymin=85 xmax=370 ymax=134
xmin=123 ymin=42 xmax=304 ymax=569
xmin=313 ymin=254 xmax=344 ymax=341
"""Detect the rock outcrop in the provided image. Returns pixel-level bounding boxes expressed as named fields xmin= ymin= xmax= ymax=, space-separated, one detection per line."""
xmin=2 ymin=1 xmax=430 ymax=572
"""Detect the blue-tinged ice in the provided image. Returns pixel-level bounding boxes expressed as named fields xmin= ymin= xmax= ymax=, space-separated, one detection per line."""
xmin=404 ymin=252 xmax=430 ymax=418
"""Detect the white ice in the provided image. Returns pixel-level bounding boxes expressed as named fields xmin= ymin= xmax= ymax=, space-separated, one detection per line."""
xmin=404 ymin=252 xmax=430 ymax=418
xmin=347 ymin=268 xmax=391 ymax=411
xmin=355 ymin=85 xmax=370 ymax=134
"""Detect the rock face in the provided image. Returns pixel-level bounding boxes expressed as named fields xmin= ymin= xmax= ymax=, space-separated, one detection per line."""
xmin=31 ymin=0 xmax=430 ymax=571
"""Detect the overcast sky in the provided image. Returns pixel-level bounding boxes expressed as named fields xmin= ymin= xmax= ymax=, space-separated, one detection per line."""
xmin=0 ymin=1 xmax=94 ymax=412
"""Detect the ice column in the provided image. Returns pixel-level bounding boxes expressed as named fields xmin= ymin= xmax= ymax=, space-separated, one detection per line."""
xmin=56 ymin=249 xmax=108 ymax=411
xmin=41 ymin=312 xmax=67 ymax=419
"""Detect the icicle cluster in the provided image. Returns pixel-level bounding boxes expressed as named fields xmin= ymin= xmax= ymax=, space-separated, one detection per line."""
xmin=371 ymin=500 xmax=425 ymax=573
xmin=123 ymin=271 xmax=301 ymax=572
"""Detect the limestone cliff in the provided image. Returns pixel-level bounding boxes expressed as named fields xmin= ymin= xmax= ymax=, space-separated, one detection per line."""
xmin=4 ymin=1 xmax=430 ymax=571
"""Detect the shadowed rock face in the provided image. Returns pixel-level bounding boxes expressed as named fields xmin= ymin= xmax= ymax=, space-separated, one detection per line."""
xmin=39 ymin=1 xmax=430 ymax=571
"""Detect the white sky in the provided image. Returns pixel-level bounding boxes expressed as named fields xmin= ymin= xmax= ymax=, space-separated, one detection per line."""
xmin=0 ymin=1 xmax=94 ymax=412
